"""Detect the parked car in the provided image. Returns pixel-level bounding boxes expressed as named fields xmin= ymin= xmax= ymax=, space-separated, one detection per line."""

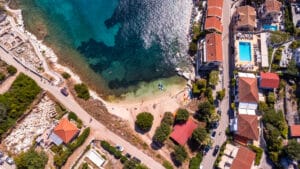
xmin=0 ymin=151 xmax=3 ymax=158
xmin=0 ymin=159 xmax=3 ymax=165
xmin=125 ymin=153 xmax=131 ymax=158
xmin=211 ymin=121 xmax=219 ymax=129
xmin=213 ymin=145 xmax=220 ymax=156
xmin=296 ymin=20 xmax=300 ymax=27
xmin=295 ymin=6 xmax=300 ymax=13
xmin=115 ymin=145 xmax=124 ymax=152
xmin=203 ymin=145 xmax=210 ymax=155
xmin=60 ymin=87 xmax=69 ymax=96
xmin=132 ymin=157 xmax=141 ymax=164
xmin=211 ymin=131 xmax=217 ymax=139
xmin=6 ymin=157 xmax=14 ymax=165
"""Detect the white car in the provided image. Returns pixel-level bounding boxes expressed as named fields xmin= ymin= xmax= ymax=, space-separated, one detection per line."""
xmin=6 ymin=157 xmax=14 ymax=165
xmin=115 ymin=145 xmax=124 ymax=152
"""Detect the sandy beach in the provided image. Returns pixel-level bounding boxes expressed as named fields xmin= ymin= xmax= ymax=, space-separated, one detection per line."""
xmin=3 ymin=4 xmax=190 ymax=123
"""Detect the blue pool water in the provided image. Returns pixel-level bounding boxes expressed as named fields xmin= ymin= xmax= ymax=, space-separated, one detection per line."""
xmin=263 ymin=24 xmax=278 ymax=31
xmin=239 ymin=42 xmax=251 ymax=62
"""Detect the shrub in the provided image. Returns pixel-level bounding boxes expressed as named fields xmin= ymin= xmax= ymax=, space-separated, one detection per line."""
xmin=161 ymin=112 xmax=174 ymax=126
xmin=120 ymin=156 xmax=128 ymax=164
xmin=68 ymin=112 xmax=83 ymax=128
xmin=175 ymin=109 xmax=189 ymax=124
xmin=0 ymin=73 xmax=41 ymax=137
xmin=172 ymin=146 xmax=188 ymax=164
xmin=7 ymin=65 xmax=17 ymax=75
xmin=208 ymin=70 xmax=219 ymax=87
xmin=248 ymin=145 xmax=263 ymax=165
xmin=163 ymin=160 xmax=174 ymax=169
xmin=267 ymin=92 xmax=276 ymax=104
xmin=192 ymin=127 xmax=208 ymax=145
xmin=74 ymin=83 xmax=90 ymax=100
xmin=205 ymin=87 xmax=214 ymax=104
xmin=15 ymin=149 xmax=48 ymax=169
xmin=67 ymin=127 xmax=90 ymax=151
xmin=152 ymin=123 xmax=171 ymax=145
xmin=189 ymin=42 xmax=197 ymax=56
xmin=0 ymin=72 xmax=5 ymax=81
xmin=189 ymin=153 xmax=203 ymax=169
xmin=217 ymin=89 xmax=225 ymax=101
xmin=61 ymin=72 xmax=71 ymax=79
xmin=135 ymin=112 xmax=154 ymax=132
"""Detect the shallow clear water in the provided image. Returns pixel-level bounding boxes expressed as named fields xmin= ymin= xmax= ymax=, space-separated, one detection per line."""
xmin=17 ymin=0 xmax=193 ymax=96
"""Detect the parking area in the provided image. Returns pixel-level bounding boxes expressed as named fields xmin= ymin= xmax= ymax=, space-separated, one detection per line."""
xmin=291 ymin=4 xmax=300 ymax=27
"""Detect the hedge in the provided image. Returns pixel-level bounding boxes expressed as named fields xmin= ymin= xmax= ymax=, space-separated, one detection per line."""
xmin=248 ymin=145 xmax=263 ymax=165
xmin=163 ymin=160 xmax=173 ymax=169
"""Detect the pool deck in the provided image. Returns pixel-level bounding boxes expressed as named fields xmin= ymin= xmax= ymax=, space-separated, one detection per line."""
xmin=234 ymin=34 xmax=259 ymax=71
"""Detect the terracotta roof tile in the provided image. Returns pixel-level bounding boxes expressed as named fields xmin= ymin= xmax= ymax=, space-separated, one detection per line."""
xmin=239 ymin=77 xmax=259 ymax=103
xmin=206 ymin=33 xmax=223 ymax=62
xmin=265 ymin=0 xmax=282 ymax=13
xmin=236 ymin=5 xmax=256 ymax=28
xmin=290 ymin=125 xmax=300 ymax=137
xmin=207 ymin=0 xmax=223 ymax=9
xmin=207 ymin=7 xmax=222 ymax=18
xmin=170 ymin=118 xmax=198 ymax=145
xmin=260 ymin=72 xmax=280 ymax=89
xmin=53 ymin=118 xmax=79 ymax=144
xmin=205 ymin=16 xmax=223 ymax=32
xmin=237 ymin=115 xmax=259 ymax=141
xmin=231 ymin=146 xmax=256 ymax=169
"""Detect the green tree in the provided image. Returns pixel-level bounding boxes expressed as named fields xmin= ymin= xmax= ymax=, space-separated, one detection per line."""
xmin=163 ymin=161 xmax=174 ymax=169
xmin=161 ymin=112 xmax=174 ymax=126
xmin=152 ymin=123 xmax=171 ymax=145
xmin=7 ymin=65 xmax=17 ymax=75
xmin=0 ymin=72 xmax=5 ymax=81
xmin=192 ymin=127 xmax=208 ymax=145
xmin=267 ymin=92 xmax=276 ymax=104
xmin=189 ymin=42 xmax=197 ymax=56
xmin=135 ymin=112 xmax=154 ymax=132
xmin=175 ymin=109 xmax=189 ymax=124
xmin=196 ymin=101 xmax=214 ymax=122
xmin=208 ymin=70 xmax=219 ymax=87
xmin=286 ymin=59 xmax=299 ymax=76
xmin=74 ymin=83 xmax=90 ymax=100
xmin=82 ymin=162 xmax=90 ymax=169
xmin=284 ymin=140 xmax=300 ymax=161
xmin=189 ymin=153 xmax=203 ymax=169
xmin=217 ymin=89 xmax=225 ymax=101
xmin=172 ymin=146 xmax=188 ymax=164
xmin=15 ymin=149 xmax=48 ymax=169
xmin=61 ymin=72 xmax=71 ymax=79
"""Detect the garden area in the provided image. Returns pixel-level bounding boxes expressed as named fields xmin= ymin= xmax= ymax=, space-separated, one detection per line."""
xmin=51 ymin=127 xmax=90 ymax=167
xmin=0 ymin=73 xmax=41 ymax=138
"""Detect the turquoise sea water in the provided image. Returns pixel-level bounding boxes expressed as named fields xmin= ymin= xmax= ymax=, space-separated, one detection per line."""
xmin=17 ymin=0 xmax=193 ymax=96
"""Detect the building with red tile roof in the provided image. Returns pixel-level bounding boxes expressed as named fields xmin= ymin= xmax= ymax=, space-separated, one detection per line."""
xmin=262 ymin=0 xmax=282 ymax=22
xmin=234 ymin=6 xmax=256 ymax=31
xmin=207 ymin=0 xmax=223 ymax=9
xmin=238 ymin=77 xmax=259 ymax=103
xmin=207 ymin=7 xmax=222 ymax=18
xmin=205 ymin=16 xmax=223 ymax=33
xmin=231 ymin=146 xmax=256 ymax=169
xmin=52 ymin=118 xmax=79 ymax=144
xmin=290 ymin=125 xmax=300 ymax=137
xmin=260 ymin=72 xmax=280 ymax=89
xmin=205 ymin=33 xmax=223 ymax=62
xmin=170 ymin=118 xmax=198 ymax=145
xmin=235 ymin=115 xmax=259 ymax=144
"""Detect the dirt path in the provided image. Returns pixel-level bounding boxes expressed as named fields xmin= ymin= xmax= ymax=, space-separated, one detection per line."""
xmin=0 ymin=72 xmax=18 ymax=94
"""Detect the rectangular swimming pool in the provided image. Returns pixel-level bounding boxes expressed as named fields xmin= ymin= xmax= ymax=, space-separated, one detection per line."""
xmin=239 ymin=42 xmax=251 ymax=62
xmin=263 ymin=24 xmax=278 ymax=31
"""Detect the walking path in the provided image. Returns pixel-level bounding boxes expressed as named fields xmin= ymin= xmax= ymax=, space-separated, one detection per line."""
xmin=0 ymin=72 xmax=18 ymax=94
xmin=0 ymin=47 xmax=164 ymax=169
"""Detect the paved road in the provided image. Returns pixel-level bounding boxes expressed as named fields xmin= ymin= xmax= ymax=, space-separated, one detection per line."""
xmin=0 ymin=48 xmax=164 ymax=169
xmin=201 ymin=0 xmax=231 ymax=168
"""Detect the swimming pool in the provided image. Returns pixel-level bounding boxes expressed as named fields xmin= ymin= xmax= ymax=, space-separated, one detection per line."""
xmin=239 ymin=42 xmax=251 ymax=62
xmin=263 ymin=24 xmax=278 ymax=31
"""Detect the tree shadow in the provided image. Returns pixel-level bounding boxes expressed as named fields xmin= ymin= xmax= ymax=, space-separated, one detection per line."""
xmin=170 ymin=152 xmax=183 ymax=167
xmin=150 ymin=141 xmax=163 ymax=150
xmin=187 ymin=138 xmax=200 ymax=152
xmin=134 ymin=124 xmax=150 ymax=135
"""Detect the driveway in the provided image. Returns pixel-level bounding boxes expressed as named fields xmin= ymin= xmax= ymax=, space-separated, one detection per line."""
xmin=291 ymin=5 xmax=300 ymax=27
xmin=201 ymin=0 xmax=231 ymax=168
